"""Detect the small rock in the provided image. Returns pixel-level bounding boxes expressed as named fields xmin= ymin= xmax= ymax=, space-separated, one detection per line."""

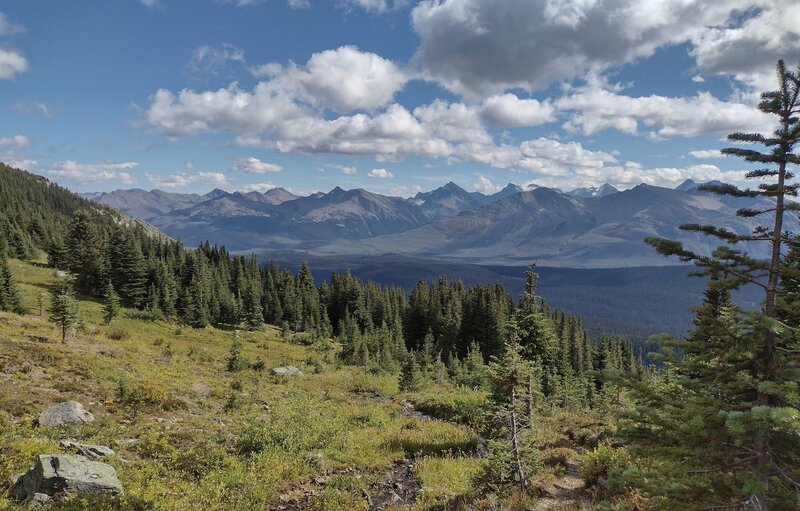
xmin=55 ymin=270 xmax=69 ymax=278
xmin=11 ymin=454 xmax=123 ymax=502
xmin=191 ymin=383 xmax=212 ymax=396
xmin=38 ymin=401 xmax=95 ymax=427
xmin=59 ymin=440 xmax=115 ymax=459
xmin=304 ymin=452 xmax=323 ymax=464
xmin=270 ymin=365 xmax=303 ymax=377
xmin=313 ymin=476 xmax=328 ymax=485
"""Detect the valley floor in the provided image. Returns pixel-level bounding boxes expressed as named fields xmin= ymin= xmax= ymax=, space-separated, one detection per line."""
xmin=0 ymin=260 xmax=619 ymax=510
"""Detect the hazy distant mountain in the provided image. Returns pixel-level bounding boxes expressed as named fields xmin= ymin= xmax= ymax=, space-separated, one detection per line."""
xmin=86 ymin=182 xmax=797 ymax=268
xmin=85 ymin=187 xmax=298 ymax=220
xmin=82 ymin=188 xmax=206 ymax=219
xmin=674 ymin=179 xmax=723 ymax=192
xmin=319 ymin=184 xmax=798 ymax=267
xmin=412 ymin=181 xmax=484 ymax=219
xmin=483 ymin=183 xmax=523 ymax=203
xmin=566 ymin=183 xmax=619 ymax=198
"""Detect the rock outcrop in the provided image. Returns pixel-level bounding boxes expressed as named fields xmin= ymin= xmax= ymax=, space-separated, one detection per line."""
xmin=38 ymin=401 xmax=95 ymax=427
xmin=270 ymin=366 xmax=303 ymax=377
xmin=10 ymin=454 xmax=123 ymax=502
xmin=59 ymin=440 xmax=115 ymax=459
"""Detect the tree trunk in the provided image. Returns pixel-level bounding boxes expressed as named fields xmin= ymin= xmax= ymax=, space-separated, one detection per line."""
xmin=510 ymin=389 xmax=526 ymax=487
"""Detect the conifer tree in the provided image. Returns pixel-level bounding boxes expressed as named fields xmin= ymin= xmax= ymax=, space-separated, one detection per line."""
xmin=0 ymin=250 xmax=24 ymax=314
xmin=103 ymin=281 xmax=120 ymax=326
xmin=50 ymin=279 xmax=80 ymax=343
xmin=65 ymin=211 xmax=104 ymax=295
xmin=399 ymin=354 xmax=424 ymax=392
xmin=227 ymin=331 xmax=244 ymax=372
xmin=242 ymin=280 xmax=264 ymax=331
xmin=628 ymin=61 xmax=800 ymax=510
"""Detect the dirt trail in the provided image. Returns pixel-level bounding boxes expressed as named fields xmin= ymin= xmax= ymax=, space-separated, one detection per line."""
xmin=533 ymin=460 xmax=588 ymax=511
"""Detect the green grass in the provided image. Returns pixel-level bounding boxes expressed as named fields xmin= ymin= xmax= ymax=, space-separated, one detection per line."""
xmin=0 ymin=259 xmax=481 ymax=510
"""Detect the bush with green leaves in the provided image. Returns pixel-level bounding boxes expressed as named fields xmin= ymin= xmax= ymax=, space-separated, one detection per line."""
xmin=580 ymin=442 xmax=631 ymax=492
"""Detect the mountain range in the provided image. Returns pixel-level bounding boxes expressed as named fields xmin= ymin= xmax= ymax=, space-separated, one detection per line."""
xmin=84 ymin=179 xmax=797 ymax=268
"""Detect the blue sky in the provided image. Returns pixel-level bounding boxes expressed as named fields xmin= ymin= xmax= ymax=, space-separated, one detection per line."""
xmin=0 ymin=0 xmax=796 ymax=196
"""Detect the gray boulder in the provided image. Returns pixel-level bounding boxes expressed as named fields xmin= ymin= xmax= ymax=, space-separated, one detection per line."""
xmin=11 ymin=454 xmax=123 ymax=502
xmin=270 ymin=365 xmax=303 ymax=377
xmin=59 ymin=440 xmax=115 ymax=459
xmin=39 ymin=401 xmax=95 ymax=427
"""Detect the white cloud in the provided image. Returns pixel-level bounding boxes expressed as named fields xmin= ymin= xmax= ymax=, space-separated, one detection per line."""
xmin=147 ymin=171 xmax=229 ymax=189
xmin=480 ymin=93 xmax=556 ymax=128
xmin=689 ymin=1 xmax=800 ymax=94
xmin=410 ymin=0 xmax=753 ymax=96
xmin=340 ymin=165 xmax=357 ymax=175
xmin=140 ymin=0 xmax=160 ymax=7
xmin=413 ymin=100 xmax=491 ymax=144
xmin=473 ymin=175 xmax=501 ymax=194
xmin=238 ymin=182 xmax=278 ymax=192
xmin=390 ymin=184 xmax=423 ymax=197
xmin=288 ymin=0 xmax=311 ymax=7
xmin=0 ymin=134 xmax=32 ymax=149
xmin=11 ymin=102 xmax=50 ymax=117
xmin=188 ymin=43 xmax=245 ymax=77
xmin=0 ymin=48 xmax=28 ymax=79
xmin=232 ymin=157 xmax=283 ymax=173
xmin=146 ymin=82 xmax=307 ymax=137
xmin=283 ymin=45 xmax=407 ymax=112
xmin=344 ymin=0 xmax=389 ymax=12
xmin=556 ymin=77 xmax=773 ymax=138
xmin=0 ymin=13 xmax=25 ymax=35
xmin=34 ymin=160 xmax=138 ymax=185
xmin=689 ymin=149 xmax=725 ymax=159
xmin=235 ymin=103 xmax=452 ymax=160
xmin=368 ymin=168 xmax=393 ymax=178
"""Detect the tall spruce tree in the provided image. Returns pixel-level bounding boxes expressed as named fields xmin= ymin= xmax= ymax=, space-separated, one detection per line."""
xmin=103 ymin=281 xmax=120 ymax=326
xmin=65 ymin=211 xmax=104 ymax=295
xmin=627 ymin=61 xmax=800 ymax=510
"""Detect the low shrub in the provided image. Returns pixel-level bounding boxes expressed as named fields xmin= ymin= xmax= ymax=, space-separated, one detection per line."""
xmin=105 ymin=326 xmax=130 ymax=341
xmin=580 ymin=442 xmax=631 ymax=493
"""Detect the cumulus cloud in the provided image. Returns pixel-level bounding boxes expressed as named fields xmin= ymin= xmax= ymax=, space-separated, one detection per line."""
xmin=690 ymin=1 xmax=800 ymax=93
xmin=0 ymin=48 xmax=28 ymax=79
xmin=410 ymin=0 xmax=755 ymax=96
xmin=556 ymin=77 xmax=773 ymax=138
xmin=0 ymin=13 xmax=25 ymax=35
xmin=479 ymin=93 xmax=556 ymax=128
xmin=413 ymin=100 xmax=491 ymax=145
xmin=368 ymin=168 xmax=393 ymax=178
xmin=689 ymin=149 xmax=725 ymax=159
xmin=282 ymin=45 xmax=407 ymax=112
xmin=232 ymin=157 xmax=283 ymax=173
xmin=473 ymin=175 xmax=501 ymax=194
xmin=340 ymin=165 xmax=357 ymax=175
xmin=148 ymin=171 xmax=229 ymax=189
xmin=35 ymin=160 xmax=138 ymax=185
xmin=147 ymin=82 xmax=307 ymax=137
xmin=0 ymin=134 xmax=32 ymax=149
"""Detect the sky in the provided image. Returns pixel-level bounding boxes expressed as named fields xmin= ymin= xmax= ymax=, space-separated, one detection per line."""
xmin=0 ymin=0 xmax=797 ymax=197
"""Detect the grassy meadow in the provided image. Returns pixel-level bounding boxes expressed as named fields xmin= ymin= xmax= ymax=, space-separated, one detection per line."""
xmin=0 ymin=258 xmax=623 ymax=510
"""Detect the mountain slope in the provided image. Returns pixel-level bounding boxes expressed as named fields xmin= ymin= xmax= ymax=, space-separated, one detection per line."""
xmin=322 ymin=184 xmax=798 ymax=267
